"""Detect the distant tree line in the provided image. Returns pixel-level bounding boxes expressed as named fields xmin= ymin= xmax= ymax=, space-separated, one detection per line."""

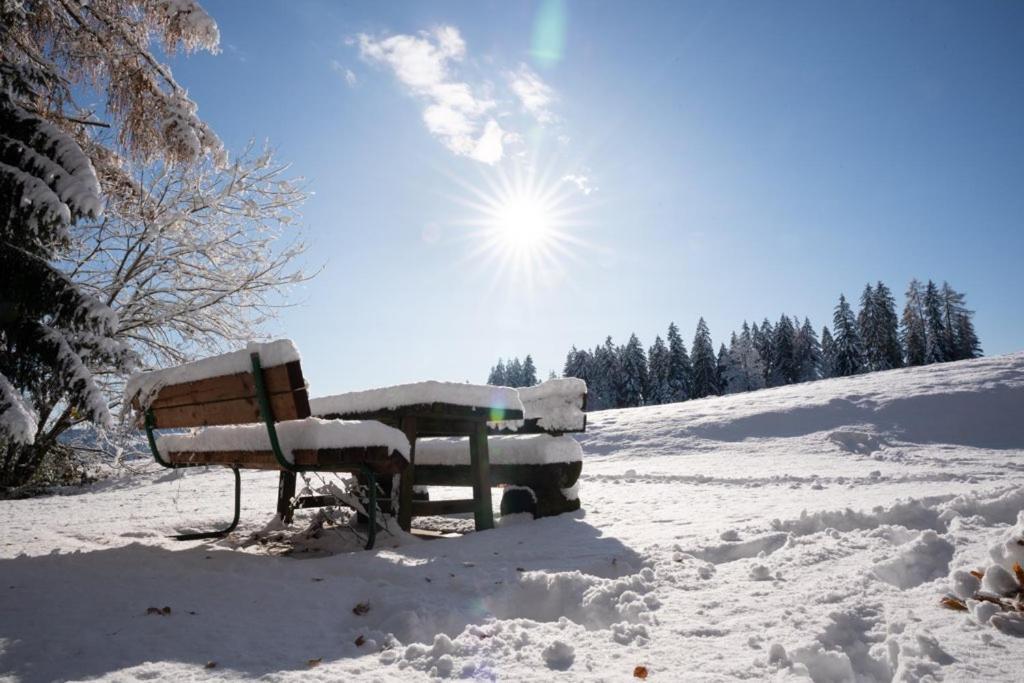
xmin=525 ymin=279 xmax=979 ymax=411
xmin=487 ymin=355 xmax=540 ymax=388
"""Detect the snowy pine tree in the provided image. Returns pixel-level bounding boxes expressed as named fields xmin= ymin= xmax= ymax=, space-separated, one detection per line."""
xmin=647 ymin=335 xmax=670 ymax=405
xmin=521 ymin=355 xmax=538 ymax=387
xmin=923 ymin=280 xmax=948 ymax=364
xmin=770 ymin=315 xmax=798 ymax=386
xmin=665 ymin=322 xmax=692 ymax=403
xmin=724 ymin=323 xmax=766 ymax=393
xmin=754 ymin=318 xmax=775 ymax=386
xmin=794 ymin=318 xmax=822 ymax=382
xmin=690 ymin=318 xmax=719 ymax=398
xmin=901 ymin=279 xmax=928 ymax=367
xmin=820 ymin=326 xmax=836 ymax=379
xmin=831 ymin=294 xmax=864 ymax=377
xmin=859 ymin=282 xmax=903 ymax=372
xmin=0 ymin=64 xmax=132 ymax=483
xmin=488 ymin=359 xmax=508 ymax=385
xmin=939 ymin=283 xmax=981 ymax=362
xmin=716 ymin=343 xmax=729 ymax=394
xmin=619 ymin=334 xmax=648 ymax=407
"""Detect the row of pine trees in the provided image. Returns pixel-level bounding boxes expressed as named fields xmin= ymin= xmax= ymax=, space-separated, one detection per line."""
xmin=547 ymin=279 xmax=981 ymax=411
xmin=487 ymin=355 xmax=540 ymax=388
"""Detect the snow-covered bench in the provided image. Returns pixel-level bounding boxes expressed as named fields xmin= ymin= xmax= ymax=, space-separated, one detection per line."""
xmin=414 ymin=378 xmax=588 ymax=518
xmin=127 ymin=341 xmax=410 ymax=548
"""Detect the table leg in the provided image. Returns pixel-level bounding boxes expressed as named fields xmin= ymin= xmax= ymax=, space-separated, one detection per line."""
xmin=397 ymin=416 xmax=417 ymax=532
xmin=469 ymin=421 xmax=494 ymax=530
xmin=277 ymin=470 xmax=296 ymax=524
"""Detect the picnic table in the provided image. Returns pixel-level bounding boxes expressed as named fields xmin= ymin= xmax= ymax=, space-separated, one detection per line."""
xmin=309 ymin=383 xmax=524 ymax=532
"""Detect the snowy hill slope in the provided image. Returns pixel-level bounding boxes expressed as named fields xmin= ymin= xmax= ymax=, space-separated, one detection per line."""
xmin=2 ymin=354 xmax=1024 ymax=681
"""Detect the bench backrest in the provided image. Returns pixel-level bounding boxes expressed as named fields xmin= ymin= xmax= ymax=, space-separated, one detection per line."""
xmin=489 ymin=378 xmax=588 ymax=435
xmin=130 ymin=351 xmax=310 ymax=429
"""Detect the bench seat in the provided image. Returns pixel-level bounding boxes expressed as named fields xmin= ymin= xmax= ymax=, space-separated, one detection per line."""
xmin=157 ymin=417 xmax=410 ymax=475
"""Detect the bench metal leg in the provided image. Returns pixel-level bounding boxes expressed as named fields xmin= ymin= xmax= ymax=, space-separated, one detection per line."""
xmin=277 ymin=470 xmax=297 ymax=524
xmin=173 ymin=466 xmax=241 ymax=541
xmin=364 ymin=468 xmax=377 ymax=550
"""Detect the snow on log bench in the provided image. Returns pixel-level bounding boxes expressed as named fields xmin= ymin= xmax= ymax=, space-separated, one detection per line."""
xmin=309 ymin=381 xmax=523 ymax=421
xmin=414 ymin=434 xmax=582 ymax=517
xmin=126 ymin=340 xmax=410 ymax=546
xmin=487 ymin=378 xmax=587 ymax=435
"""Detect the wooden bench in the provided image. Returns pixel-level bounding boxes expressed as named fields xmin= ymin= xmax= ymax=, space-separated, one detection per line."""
xmin=128 ymin=341 xmax=409 ymax=548
xmin=413 ymin=378 xmax=588 ymax=519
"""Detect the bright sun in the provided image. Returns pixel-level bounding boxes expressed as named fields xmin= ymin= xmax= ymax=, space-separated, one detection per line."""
xmin=450 ymin=159 xmax=593 ymax=296
xmin=493 ymin=195 xmax=554 ymax=251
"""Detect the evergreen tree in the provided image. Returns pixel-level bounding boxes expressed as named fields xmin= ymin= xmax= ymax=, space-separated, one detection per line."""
xmin=859 ymin=282 xmax=902 ymax=371
xmin=487 ymin=358 xmax=507 ymax=385
xmin=873 ymin=282 xmax=903 ymax=370
xmin=724 ymin=322 xmax=766 ymax=393
xmin=939 ymin=282 xmax=981 ymax=361
xmin=770 ymin=315 xmax=798 ymax=386
xmin=665 ymin=322 xmax=692 ymax=402
xmin=754 ymin=318 xmax=775 ymax=386
xmin=618 ymin=334 xmax=648 ymax=407
xmin=832 ymin=294 xmax=864 ymax=376
xmin=716 ymin=343 xmax=729 ymax=395
xmin=647 ymin=335 xmax=670 ymax=405
xmin=506 ymin=357 xmax=523 ymax=387
xmin=794 ymin=317 xmax=822 ymax=382
xmin=1 ymin=62 xmax=132 ymax=480
xmin=521 ymin=355 xmax=538 ymax=387
xmin=923 ymin=280 xmax=947 ymax=364
xmin=690 ymin=318 xmax=719 ymax=398
xmin=591 ymin=337 xmax=621 ymax=410
xmin=820 ymin=326 xmax=836 ymax=379
xmin=901 ymin=279 xmax=928 ymax=367
xmin=562 ymin=346 xmax=591 ymax=383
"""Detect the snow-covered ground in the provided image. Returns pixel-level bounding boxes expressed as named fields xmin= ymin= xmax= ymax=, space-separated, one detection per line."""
xmin=3 ymin=354 xmax=1024 ymax=681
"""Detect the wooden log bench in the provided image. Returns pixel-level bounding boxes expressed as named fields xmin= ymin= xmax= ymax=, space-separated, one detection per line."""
xmin=127 ymin=341 xmax=410 ymax=548
xmin=414 ymin=378 xmax=588 ymax=519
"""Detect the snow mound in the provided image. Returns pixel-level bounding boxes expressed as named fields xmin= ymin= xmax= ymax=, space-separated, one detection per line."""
xmin=873 ymin=530 xmax=954 ymax=589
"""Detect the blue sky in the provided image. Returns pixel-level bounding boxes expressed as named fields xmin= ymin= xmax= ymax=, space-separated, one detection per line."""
xmin=171 ymin=0 xmax=1024 ymax=394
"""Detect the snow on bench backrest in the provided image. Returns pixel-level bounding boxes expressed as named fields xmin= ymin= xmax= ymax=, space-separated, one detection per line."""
xmin=125 ymin=340 xmax=310 ymax=429
xmin=489 ymin=378 xmax=588 ymax=434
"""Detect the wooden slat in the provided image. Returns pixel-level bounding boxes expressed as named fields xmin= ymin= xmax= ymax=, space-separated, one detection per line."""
xmin=292 ymin=447 xmax=407 ymax=475
xmin=411 ymin=498 xmax=476 ymax=516
xmin=149 ymin=391 xmax=304 ymax=429
xmin=318 ymin=403 xmax=523 ymax=423
xmin=146 ymin=362 xmax=302 ymax=409
xmin=414 ymin=461 xmax=583 ymax=489
xmin=165 ymin=450 xmax=279 ymax=469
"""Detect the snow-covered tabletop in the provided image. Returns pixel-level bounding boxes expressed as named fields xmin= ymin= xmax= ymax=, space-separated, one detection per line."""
xmin=310 ymin=381 xmax=524 ymax=418
xmin=488 ymin=378 xmax=587 ymax=433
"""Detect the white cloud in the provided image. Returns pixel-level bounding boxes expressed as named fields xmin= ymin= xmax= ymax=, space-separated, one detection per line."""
xmin=507 ymin=64 xmax=556 ymax=124
xmin=562 ymin=173 xmax=597 ymax=195
xmin=358 ymin=26 xmax=505 ymax=163
xmin=330 ymin=60 xmax=358 ymax=87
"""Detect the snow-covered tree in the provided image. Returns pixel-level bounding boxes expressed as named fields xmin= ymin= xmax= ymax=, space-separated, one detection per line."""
xmin=646 ymin=335 xmax=670 ymax=405
xmin=724 ymin=323 xmax=766 ymax=393
xmin=716 ymin=343 xmax=729 ymax=394
xmin=589 ymin=338 xmax=620 ymax=410
xmin=794 ymin=317 xmax=822 ymax=382
xmin=831 ymin=294 xmax=864 ymax=377
xmin=521 ymin=355 xmax=538 ymax=387
xmin=753 ymin=318 xmax=775 ymax=386
xmin=488 ymin=358 xmax=508 ymax=385
xmin=690 ymin=318 xmax=718 ymax=398
xmin=939 ymin=283 xmax=981 ymax=362
xmin=506 ymin=358 xmax=524 ymax=387
xmin=923 ymin=280 xmax=948 ymax=364
xmin=901 ymin=279 xmax=927 ymax=367
xmin=859 ymin=282 xmax=902 ymax=372
xmin=770 ymin=315 xmax=798 ymax=386
xmin=820 ymin=326 xmax=836 ymax=379
xmin=618 ymin=334 xmax=647 ymax=407
xmin=665 ymin=322 xmax=692 ymax=403
xmin=562 ymin=346 xmax=590 ymax=384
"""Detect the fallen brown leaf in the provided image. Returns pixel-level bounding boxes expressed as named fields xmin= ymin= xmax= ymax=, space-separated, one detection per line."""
xmin=970 ymin=569 xmax=984 ymax=580
xmin=634 ymin=665 xmax=649 ymax=679
xmin=940 ymin=596 xmax=968 ymax=611
xmin=352 ymin=601 xmax=370 ymax=616
xmin=354 ymin=635 xmax=366 ymax=647
xmin=161 ymin=606 xmax=171 ymax=615
xmin=204 ymin=661 xmax=217 ymax=669
xmin=307 ymin=658 xmax=322 ymax=668
xmin=1013 ymin=562 xmax=1024 ymax=588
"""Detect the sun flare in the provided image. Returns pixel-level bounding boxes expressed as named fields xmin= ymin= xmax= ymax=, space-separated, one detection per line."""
xmin=492 ymin=194 xmax=554 ymax=252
